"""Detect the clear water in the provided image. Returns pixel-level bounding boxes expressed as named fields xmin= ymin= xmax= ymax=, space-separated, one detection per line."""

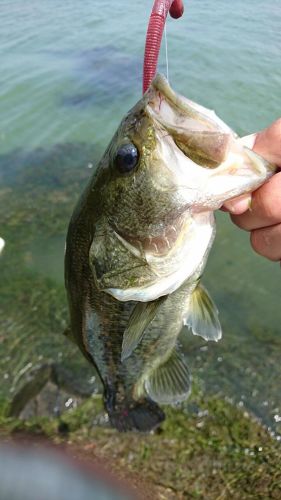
xmin=1 ymin=0 xmax=281 ymax=434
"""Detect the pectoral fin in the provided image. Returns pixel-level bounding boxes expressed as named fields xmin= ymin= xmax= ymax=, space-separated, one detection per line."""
xmin=145 ymin=349 xmax=191 ymax=404
xmin=184 ymin=283 xmax=222 ymax=341
xmin=121 ymin=296 xmax=167 ymax=362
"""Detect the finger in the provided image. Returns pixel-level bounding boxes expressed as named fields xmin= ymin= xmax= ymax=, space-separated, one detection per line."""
xmin=231 ymin=172 xmax=281 ymax=230
xmin=250 ymin=223 xmax=281 ymax=261
xmin=253 ymin=118 xmax=281 ymax=167
xmin=223 ymin=194 xmax=252 ymax=214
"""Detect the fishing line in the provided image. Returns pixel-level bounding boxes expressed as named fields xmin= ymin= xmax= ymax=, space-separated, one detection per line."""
xmin=164 ymin=6 xmax=169 ymax=82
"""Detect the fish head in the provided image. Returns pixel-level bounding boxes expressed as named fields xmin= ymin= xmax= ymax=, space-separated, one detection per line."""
xmin=98 ymin=74 xmax=275 ymax=239
xmin=88 ymin=75 xmax=275 ymax=301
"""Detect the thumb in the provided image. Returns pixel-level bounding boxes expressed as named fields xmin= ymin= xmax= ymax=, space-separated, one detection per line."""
xmin=253 ymin=118 xmax=281 ymax=167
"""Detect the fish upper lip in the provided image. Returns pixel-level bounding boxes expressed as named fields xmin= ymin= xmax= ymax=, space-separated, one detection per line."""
xmin=150 ymin=73 xmax=216 ymax=125
xmin=146 ymin=74 xmax=234 ymax=168
xmin=150 ymin=74 xmax=193 ymax=116
xmin=148 ymin=73 xmax=233 ymax=135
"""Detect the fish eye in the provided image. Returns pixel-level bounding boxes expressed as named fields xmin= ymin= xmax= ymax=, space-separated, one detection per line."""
xmin=114 ymin=143 xmax=139 ymax=173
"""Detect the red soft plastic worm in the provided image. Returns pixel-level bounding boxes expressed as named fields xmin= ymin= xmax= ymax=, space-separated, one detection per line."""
xmin=143 ymin=0 xmax=184 ymax=94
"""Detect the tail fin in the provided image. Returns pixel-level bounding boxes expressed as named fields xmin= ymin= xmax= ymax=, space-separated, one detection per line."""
xmin=104 ymin=388 xmax=165 ymax=432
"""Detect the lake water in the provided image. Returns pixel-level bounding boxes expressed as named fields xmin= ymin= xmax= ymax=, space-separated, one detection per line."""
xmin=1 ymin=0 xmax=281 ymax=435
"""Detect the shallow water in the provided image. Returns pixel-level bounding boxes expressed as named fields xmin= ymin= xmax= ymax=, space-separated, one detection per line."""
xmin=1 ymin=0 xmax=281 ymax=434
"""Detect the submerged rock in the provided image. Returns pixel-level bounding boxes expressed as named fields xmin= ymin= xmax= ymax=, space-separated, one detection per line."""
xmin=8 ymin=363 xmax=101 ymax=419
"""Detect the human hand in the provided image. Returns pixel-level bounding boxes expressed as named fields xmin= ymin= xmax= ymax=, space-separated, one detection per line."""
xmin=223 ymin=118 xmax=281 ymax=261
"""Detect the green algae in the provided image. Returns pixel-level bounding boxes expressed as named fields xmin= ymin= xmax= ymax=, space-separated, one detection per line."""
xmin=0 ymin=393 xmax=280 ymax=499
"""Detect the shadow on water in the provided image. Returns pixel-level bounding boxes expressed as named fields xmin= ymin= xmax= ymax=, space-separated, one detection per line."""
xmin=0 ymin=142 xmax=101 ymax=188
xmin=59 ymin=46 xmax=142 ymax=108
xmin=57 ymin=44 xmax=169 ymax=109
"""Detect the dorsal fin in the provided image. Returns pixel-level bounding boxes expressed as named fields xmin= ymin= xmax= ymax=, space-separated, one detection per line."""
xmin=145 ymin=348 xmax=191 ymax=404
xmin=121 ymin=296 xmax=167 ymax=362
xmin=184 ymin=283 xmax=222 ymax=342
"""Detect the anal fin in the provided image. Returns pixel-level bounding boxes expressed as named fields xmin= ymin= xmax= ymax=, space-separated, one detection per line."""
xmin=145 ymin=349 xmax=191 ymax=405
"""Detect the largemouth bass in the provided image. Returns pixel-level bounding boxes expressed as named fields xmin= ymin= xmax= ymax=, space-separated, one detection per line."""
xmin=65 ymin=75 xmax=275 ymax=431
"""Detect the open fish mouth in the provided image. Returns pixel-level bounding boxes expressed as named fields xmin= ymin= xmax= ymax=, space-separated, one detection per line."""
xmin=146 ymin=74 xmax=234 ymax=169
xmin=145 ymin=74 xmax=275 ymax=209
